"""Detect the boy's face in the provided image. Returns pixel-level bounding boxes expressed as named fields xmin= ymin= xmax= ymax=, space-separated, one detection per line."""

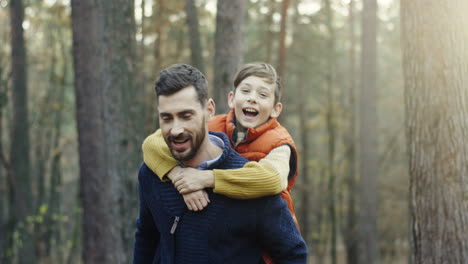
xmin=228 ymin=75 xmax=282 ymax=131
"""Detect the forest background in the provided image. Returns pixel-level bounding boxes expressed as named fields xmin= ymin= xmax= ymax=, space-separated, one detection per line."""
xmin=1 ymin=0 xmax=466 ymax=263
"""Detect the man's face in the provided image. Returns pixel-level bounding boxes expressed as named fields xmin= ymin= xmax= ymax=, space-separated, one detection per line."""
xmin=158 ymin=86 xmax=210 ymax=162
xmin=228 ymin=76 xmax=282 ymax=131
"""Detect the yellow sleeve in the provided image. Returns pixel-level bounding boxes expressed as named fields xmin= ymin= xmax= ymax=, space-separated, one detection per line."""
xmin=142 ymin=129 xmax=178 ymax=181
xmin=213 ymin=145 xmax=291 ymax=199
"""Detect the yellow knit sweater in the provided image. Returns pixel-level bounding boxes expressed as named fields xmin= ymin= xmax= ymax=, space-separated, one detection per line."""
xmin=142 ymin=129 xmax=291 ymax=199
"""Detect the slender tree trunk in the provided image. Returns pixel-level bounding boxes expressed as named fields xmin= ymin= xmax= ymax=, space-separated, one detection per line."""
xmin=344 ymin=1 xmax=358 ymax=263
xmin=358 ymin=0 xmax=378 ymax=263
xmin=263 ymin=0 xmax=276 ymax=64
xmin=401 ymin=0 xmax=468 ymax=263
xmin=297 ymin=70 xmax=309 ymax=245
xmin=276 ymin=0 xmax=289 ymax=82
xmin=71 ymin=0 xmax=137 ymax=262
xmin=9 ymin=0 xmax=35 ymax=262
xmin=184 ymin=0 xmax=205 ymax=73
xmin=323 ymin=0 xmax=337 ymax=263
xmin=0 ymin=65 xmax=11 ymax=263
xmin=213 ymin=0 xmax=245 ymax=113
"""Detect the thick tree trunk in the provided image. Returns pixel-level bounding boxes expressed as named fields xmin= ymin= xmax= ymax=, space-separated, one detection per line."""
xmin=184 ymin=0 xmax=205 ymax=73
xmin=71 ymin=0 xmax=137 ymax=263
xmin=9 ymin=0 xmax=35 ymax=262
xmin=358 ymin=0 xmax=378 ymax=263
xmin=401 ymin=0 xmax=468 ymax=263
xmin=71 ymin=1 xmax=110 ymax=262
xmin=213 ymin=0 xmax=245 ymax=113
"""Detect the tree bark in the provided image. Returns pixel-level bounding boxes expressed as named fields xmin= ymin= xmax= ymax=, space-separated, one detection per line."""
xmin=358 ymin=0 xmax=378 ymax=263
xmin=184 ymin=0 xmax=205 ymax=73
xmin=213 ymin=0 xmax=245 ymax=113
xmin=9 ymin=0 xmax=35 ymax=262
xmin=401 ymin=0 xmax=468 ymax=263
xmin=71 ymin=0 xmax=137 ymax=262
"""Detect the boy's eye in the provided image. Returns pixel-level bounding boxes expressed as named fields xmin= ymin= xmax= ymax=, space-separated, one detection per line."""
xmin=241 ymin=88 xmax=250 ymax=93
xmin=260 ymin=93 xmax=268 ymax=98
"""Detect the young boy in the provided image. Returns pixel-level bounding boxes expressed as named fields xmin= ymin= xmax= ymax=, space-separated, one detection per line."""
xmin=143 ymin=63 xmax=299 ymax=223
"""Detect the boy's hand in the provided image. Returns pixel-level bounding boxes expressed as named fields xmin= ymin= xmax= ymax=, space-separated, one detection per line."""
xmin=172 ymin=168 xmax=215 ymax=194
xmin=183 ymin=190 xmax=210 ymax=211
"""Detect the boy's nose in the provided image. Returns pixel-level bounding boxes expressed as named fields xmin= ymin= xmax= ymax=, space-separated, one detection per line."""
xmin=247 ymin=95 xmax=257 ymax=103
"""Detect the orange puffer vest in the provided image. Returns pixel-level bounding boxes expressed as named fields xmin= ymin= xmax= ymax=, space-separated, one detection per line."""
xmin=209 ymin=111 xmax=300 ymax=264
xmin=209 ymin=110 xmax=299 ymax=222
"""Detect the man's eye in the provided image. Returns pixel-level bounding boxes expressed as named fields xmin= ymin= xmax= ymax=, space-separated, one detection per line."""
xmin=161 ymin=116 xmax=172 ymax=121
xmin=182 ymin=114 xmax=192 ymax=119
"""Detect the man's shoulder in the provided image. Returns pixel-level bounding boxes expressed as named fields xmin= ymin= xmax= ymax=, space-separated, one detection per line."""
xmin=138 ymin=163 xmax=164 ymax=183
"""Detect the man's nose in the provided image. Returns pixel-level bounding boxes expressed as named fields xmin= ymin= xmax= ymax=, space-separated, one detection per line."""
xmin=170 ymin=121 xmax=184 ymax=136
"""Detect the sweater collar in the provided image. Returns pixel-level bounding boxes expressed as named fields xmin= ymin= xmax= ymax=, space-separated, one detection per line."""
xmin=202 ymin=131 xmax=232 ymax=169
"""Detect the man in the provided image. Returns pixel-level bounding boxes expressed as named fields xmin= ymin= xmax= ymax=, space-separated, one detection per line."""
xmin=133 ymin=64 xmax=307 ymax=264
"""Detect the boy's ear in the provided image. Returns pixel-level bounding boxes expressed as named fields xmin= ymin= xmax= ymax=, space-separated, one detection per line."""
xmin=270 ymin=102 xmax=283 ymax=118
xmin=206 ymin=98 xmax=216 ymax=121
xmin=228 ymin=91 xmax=235 ymax=109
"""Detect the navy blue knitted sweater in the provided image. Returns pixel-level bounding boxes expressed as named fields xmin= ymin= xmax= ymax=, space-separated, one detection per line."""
xmin=133 ymin=132 xmax=307 ymax=264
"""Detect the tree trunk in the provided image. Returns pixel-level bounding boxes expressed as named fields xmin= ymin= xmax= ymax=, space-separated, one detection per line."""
xmin=344 ymin=1 xmax=358 ymax=263
xmin=0 ymin=62 xmax=12 ymax=264
xmin=184 ymin=0 xmax=205 ymax=73
xmin=401 ymin=0 xmax=468 ymax=263
xmin=9 ymin=0 xmax=35 ymax=262
xmin=276 ymin=0 xmax=289 ymax=83
xmin=71 ymin=0 xmax=137 ymax=262
xmin=213 ymin=0 xmax=245 ymax=113
xmin=358 ymin=0 xmax=378 ymax=263
xmin=297 ymin=69 xmax=309 ymax=246
xmin=323 ymin=0 xmax=337 ymax=263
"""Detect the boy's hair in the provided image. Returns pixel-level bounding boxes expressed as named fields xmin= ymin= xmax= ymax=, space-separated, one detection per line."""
xmin=155 ymin=64 xmax=208 ymax=105
xmin=233 ymin=63 xmax=282 ymax=104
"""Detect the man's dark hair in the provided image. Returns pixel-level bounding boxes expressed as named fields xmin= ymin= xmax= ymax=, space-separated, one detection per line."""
xmin=155 ymin=64 xmax=208 ymax=105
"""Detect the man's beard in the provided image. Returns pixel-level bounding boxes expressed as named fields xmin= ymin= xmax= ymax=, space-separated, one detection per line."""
xmin=168 ymin=119 xmax=206 ymax=162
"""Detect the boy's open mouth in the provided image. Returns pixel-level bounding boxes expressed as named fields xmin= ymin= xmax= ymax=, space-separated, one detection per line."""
xmin=243 ymin=108 xmax=258 ymax=117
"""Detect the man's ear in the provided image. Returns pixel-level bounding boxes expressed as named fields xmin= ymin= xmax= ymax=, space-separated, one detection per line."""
xmin=270 ymin=102 xmax=283 ymax=118
xmin=227 ymin=91 xmax=235 ymax=109
xmin=206 ymin=98 xmax=216 ymax=121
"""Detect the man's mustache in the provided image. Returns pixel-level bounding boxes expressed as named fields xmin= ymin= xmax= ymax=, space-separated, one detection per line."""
xmin=168 ymin=133 xmax=191 ymax=142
